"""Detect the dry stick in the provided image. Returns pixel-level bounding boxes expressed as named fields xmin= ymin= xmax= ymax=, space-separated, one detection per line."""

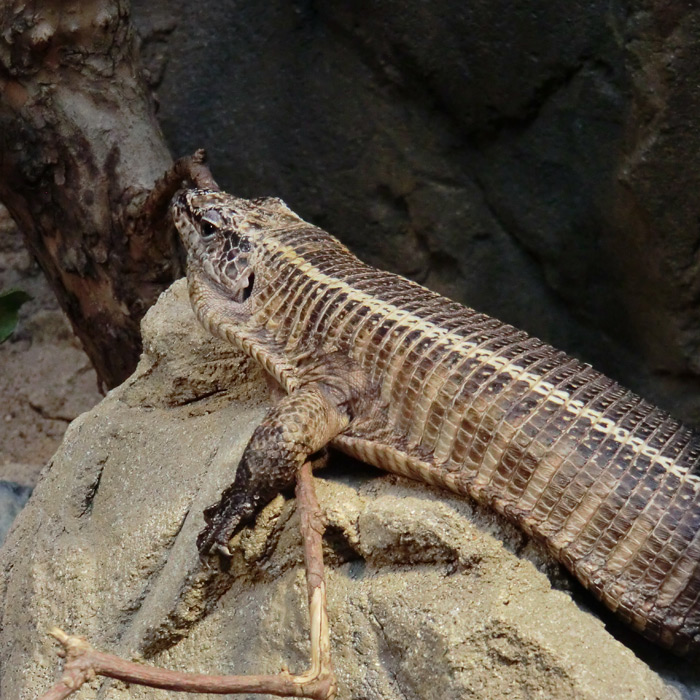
xmin=131 ymin=148 xmax=220 ymax=238
xmin=37 ymin=461 xmax=337 ymax=700
xmin=151 ymin=147 xmax=220 ymax=198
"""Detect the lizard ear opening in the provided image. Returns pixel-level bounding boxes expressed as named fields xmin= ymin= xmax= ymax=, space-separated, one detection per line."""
xmin=242 ymin=273 xmax=255 ymax=301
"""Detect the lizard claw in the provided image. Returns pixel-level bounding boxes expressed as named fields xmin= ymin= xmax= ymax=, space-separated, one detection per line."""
xmin=196 ymin=494 xmax=255 ymax=557
xmin=196 ymin=520 xmax=234 ymax=557
xmin=213 ymin=542 xmax=232 ymax=557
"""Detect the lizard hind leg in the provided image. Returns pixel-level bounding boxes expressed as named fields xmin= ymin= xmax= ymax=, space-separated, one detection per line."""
xmin=197 ymin=382 xmax=350 ymax=557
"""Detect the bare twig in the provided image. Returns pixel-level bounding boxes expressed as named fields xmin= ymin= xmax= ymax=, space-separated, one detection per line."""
xmin=131 ymin=148 xmax=220 ymax=240
xmin=147 ymin=148 xmax=220 ymax=206
xmin=37 ymin=462 xmax=336 ymax=699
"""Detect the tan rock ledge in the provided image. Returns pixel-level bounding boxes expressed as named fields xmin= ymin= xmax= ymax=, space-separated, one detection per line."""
xmin=0 ymin=279 xmax=681 ymax=700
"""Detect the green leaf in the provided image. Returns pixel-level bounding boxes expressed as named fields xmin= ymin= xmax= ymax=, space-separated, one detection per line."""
xmin=0 ymin=289 xmax=32 ymax=343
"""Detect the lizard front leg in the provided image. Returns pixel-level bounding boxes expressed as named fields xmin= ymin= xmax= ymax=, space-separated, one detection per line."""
xmin=198 ymin=381 xmax=350 ymax=557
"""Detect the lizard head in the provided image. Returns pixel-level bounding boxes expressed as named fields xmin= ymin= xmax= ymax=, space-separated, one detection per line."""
xmin=172 ymin=188 xmax=303 ymax=304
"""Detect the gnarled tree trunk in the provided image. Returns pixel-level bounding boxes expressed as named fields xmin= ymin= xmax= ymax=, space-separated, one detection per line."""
xmin=0 ymin=1 xmax=178 ymax=389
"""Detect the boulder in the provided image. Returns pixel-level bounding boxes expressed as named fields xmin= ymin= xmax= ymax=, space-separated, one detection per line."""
xmin=133 ymin=1 xmax=700 ymax=426
xmin=0 ymin=280 xmax=683 ymax=699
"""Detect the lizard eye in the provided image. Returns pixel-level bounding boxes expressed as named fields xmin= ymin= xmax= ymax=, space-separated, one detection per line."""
xmin=201 ymin=220 xmax=217 ymax=240
xmin=239 ymin=238 xmax=251 ymax=253
xmin=199 ymin=209 xmax=223 ymax=240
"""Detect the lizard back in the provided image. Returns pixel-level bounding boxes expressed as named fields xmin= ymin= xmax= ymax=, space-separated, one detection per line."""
xmin=176 ymin=190 xmax=700 ymax=656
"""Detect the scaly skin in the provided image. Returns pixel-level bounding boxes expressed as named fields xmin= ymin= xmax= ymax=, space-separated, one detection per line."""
xmin=172 ymin=188 xmax=700 ymax=656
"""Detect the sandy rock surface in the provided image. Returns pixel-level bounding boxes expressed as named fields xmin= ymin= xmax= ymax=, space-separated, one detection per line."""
xmin=0 ymin=280 xmax=688 ymax=699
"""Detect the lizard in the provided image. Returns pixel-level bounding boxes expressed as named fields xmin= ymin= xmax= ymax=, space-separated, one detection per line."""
xmin=172 ymin=187 xmax=700 ymax=657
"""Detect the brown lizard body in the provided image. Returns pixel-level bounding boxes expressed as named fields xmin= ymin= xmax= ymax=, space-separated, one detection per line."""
xmin=172 ymin=188 xmax=700 ymax=656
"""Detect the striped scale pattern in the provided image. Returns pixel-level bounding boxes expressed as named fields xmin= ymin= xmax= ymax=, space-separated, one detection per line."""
xmin=179 ymin=193 xmax=700 ymax=656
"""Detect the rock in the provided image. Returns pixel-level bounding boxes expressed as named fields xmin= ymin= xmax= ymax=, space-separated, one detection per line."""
xmin=131 ymin=0 xmax=700 ymax=427
xmin=0 ymin=335 xmax=103 ymax=485
xmin=0 ymin=206 xmax=103 ymax=483
xmin=0 ymin=480 xmax=32 ymax=547
xmin=0 ymin=280 xmax=684 ymax=699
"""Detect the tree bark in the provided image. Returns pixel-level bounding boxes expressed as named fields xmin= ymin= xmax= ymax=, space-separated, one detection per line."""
xmin=0 ymin=1 xmax=179 ymax=389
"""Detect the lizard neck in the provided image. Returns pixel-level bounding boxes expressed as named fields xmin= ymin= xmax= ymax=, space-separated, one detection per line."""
xmin=187 ymin=267 xmax=300 ymax=392
xmin=187 ymin=267 xmax=250 ymax=346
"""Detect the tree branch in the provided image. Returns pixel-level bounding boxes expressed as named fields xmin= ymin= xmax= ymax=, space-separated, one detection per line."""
xmin=0 ymin=2 xmax=215 ymax=389
xmin=37 ymin=461 xmax=337 ymax=700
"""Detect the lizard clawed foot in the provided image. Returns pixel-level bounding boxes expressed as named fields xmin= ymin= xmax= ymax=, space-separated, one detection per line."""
xmin=196 ymin=506 xmax=245 ymax=557
xmin=197 ymin=487 xmax=257 ymax=557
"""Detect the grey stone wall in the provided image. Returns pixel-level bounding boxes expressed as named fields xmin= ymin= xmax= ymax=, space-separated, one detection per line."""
xmin=133 ymin=1 xmax=700 ymax=425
